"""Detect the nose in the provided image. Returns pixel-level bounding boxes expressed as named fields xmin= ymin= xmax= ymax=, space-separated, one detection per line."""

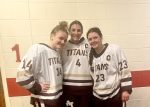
xmin=74 ymin=30 xmax=78 ymax=35
xmin=61 ymin=40 xmax=65 ymax=44
xmin=90 ymin=38 xmax=94 ymax=43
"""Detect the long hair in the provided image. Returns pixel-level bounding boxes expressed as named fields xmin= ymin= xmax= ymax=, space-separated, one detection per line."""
xmin=86 ymin=27 xmax=103 ymax=66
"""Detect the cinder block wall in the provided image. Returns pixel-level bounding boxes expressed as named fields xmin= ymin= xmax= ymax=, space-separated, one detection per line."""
xmin=0 ymin=0 xmax=150 ymax=107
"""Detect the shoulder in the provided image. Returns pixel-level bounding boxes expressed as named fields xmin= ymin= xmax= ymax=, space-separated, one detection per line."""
xmin=108 ymin=44 xmax=121 ymax=50
xmin=30 ymin=43 xmax=52 ymax=53
xmin=31 ymin=43 xmax=45 ymax=51
xmin=106 ymin=44 xmax=123 ymax=55
xmin=27 ymin=44 xmax=39 ymax=52
xmin=108 ymin=44 xmax=126 ymax=57
xmin=109 ymin=44 xmax=120 ymax=48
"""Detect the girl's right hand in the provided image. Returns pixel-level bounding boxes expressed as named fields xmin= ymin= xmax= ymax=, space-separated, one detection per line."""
xmin=40 ymin=83 xmax=50 ymax=92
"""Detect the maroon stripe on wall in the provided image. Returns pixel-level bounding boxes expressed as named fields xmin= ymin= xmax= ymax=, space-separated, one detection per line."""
xmin=6 ymin=70 xmax=150 ymax=97
xmin=132 ymin=70 xmax=150 ymax=87
xmin=7 ymin=78 xmax=30 ymax=97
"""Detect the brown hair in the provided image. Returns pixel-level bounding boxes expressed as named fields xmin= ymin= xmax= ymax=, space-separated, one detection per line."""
xmin=86 ymin=27 xmax=103 ymax=66
xmin=69 ymin=20 xmax=83 ymax=33
xmin=86 ymin=27 xmax=102 ymax=39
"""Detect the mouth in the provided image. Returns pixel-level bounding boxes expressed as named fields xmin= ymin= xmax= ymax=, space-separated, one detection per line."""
xmin=90 ymin=43 xmax=97 ymax=47
xmin=59 ymin=44 xmax=65 ymax=48
xmin=72 ymin=35 xmax=80 ymax=39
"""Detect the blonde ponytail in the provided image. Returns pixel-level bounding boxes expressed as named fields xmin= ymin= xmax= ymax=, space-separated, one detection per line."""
xmin=51 ymin=21 xmax=68 ymax=36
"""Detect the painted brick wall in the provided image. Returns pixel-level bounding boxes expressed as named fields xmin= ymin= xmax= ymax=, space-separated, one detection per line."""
xmin=0 ymin=0 xmax=150 ymax=107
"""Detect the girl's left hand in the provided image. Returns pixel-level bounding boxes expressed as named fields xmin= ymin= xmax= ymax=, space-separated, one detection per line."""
xmin=122 ymin=91 xmax=130 ymax=102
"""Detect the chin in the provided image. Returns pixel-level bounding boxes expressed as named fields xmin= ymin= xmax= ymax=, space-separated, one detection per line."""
xmin=56 ymin=47 xmax=61 ymax=50
xmin=73 ymin=38 xmax=80 ymax=41
xmin=57 ymin=45 xmax=64 ymax=49
xmin=91 ymin=45 xmax=98 ymax=49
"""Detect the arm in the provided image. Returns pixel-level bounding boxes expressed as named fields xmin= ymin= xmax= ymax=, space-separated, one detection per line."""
xmin=117 ymin=46 xmax=132 ymax=101
xmin=16 ymin=45 xmax=42 ymax=94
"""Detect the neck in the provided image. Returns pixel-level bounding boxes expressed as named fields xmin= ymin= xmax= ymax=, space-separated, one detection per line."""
xmin=95 ymin=44 xmax=104 ymax=54
xmin=49 ymin=42 xmax=55 ymax=49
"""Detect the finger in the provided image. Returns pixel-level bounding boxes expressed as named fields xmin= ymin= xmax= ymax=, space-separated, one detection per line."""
xmin=42 ymin=87 xmax=49 ymax=92
xmin=45 ymin=86 xmax=50 ymax=90
xmin=43 ymin=85 xmax=50 ymax=90
xmin=44 ymin=83 xmax=50 ymax=87
xmin=123 ymin=97 xmax=129 ymax=102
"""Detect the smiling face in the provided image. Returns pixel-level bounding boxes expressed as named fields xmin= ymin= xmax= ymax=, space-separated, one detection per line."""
xmin=87 ymin=32 xmax=102 ymax=50
xmin=69 ymin=24 xmax=83 ymax=43
xmin=51 ymin=30 xmax=68 ymax=49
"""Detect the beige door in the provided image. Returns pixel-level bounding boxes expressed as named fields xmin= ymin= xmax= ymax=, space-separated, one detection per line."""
xmin=0 ymin=69 xmax=6 ymax=107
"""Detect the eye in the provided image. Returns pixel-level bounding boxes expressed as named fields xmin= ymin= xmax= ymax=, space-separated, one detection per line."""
xmin=88 ymin=38 xmax=92 ymax=41
xmin=59 ymin=36 xmax=63 ymax=40
xmin=77 ymin=29 xmax=81 ymax=32
xmin=71 ymin=29 xmax=76 ymax=32
xmin=64 ymin=39 xmax=67 ymax=43
xmin=94 ymin=36 xmax=98 ymax=39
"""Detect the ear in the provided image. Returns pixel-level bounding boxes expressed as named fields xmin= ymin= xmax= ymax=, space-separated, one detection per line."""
xmin=50 ymin=34 xmax=54 ymax=40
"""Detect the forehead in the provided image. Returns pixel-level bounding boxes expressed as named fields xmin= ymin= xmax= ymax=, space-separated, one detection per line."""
xmin=55 ymin=30 xmax=67 ymax=37
xmin=88 ymin=32 xmax=99 ymax=38
xmin=70 ymin=24 xmax=82 ymax=29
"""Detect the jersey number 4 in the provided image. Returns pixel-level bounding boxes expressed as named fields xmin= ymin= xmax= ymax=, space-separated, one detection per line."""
xmin=76 ymin=59 xmax=81 ymax=67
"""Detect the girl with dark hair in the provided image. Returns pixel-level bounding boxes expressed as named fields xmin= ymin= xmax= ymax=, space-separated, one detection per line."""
xmin=87 ymin=27 xmax=132 ymax=107
xmin=62 ymin=20 xmax=93 ymax=107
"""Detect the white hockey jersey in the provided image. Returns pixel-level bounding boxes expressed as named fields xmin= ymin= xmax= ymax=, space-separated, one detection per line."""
xmin=90 ymin=43 xmax=132 ymax=100
xmin=62 ymin=37 xmax=93 ymax=87
xmin=16 ymin=43 xmax=63 ymax=100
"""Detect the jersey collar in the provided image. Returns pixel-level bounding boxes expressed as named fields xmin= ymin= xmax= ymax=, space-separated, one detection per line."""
xmin=93 ymin=43 xmax=108 ymax=58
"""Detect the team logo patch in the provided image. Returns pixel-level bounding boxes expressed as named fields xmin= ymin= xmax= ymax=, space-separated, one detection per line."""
xmin=106 ymin=55 xmax=111 ymax=61
xmin=85 ymin=43 xmax=88 ymax=48
xmin=66 ymin=100 xmax=74 ymax=107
